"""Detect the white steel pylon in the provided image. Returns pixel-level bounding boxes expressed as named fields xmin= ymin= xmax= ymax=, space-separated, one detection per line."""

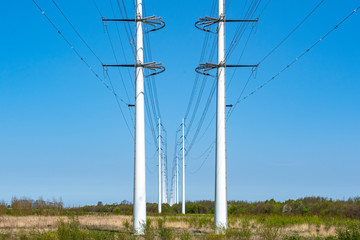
xmin=215 ymin=0 xmax=227 ymax=233
xmin=133 ymin=0 xmax=146 ymax=233
xmin=169 ymin=152 xmax=178 ymax=207
xmin=158 ymin=118 xmax=162 ymax=213
xmin=194 ymin=0 xmax=258 ymax=233
xmin=176 ymin=153 xmax=179 ymax=204
xmin=182 ymin=118 xmax=185 ymax=214
xmin=162 ymin=152 xmax=168 ymax=204
xmin=101 ymin=0 xmax=166 ymax=235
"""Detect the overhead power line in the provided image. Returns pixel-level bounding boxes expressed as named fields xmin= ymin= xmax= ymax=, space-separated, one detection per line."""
xmin=183 ymin=0 xmax=217 ymax=121
xmin=89 ymin=1 xmax=136 ymax=129
xmin=52 ymin=0 xmax=134 ymax=126
xmin=51 ymin=0 xmax=103 ymax=64
xmin=226 ymin=0 xmax=327 ymax=117
xmin=185 ymin=0 xmax=266 ymax=156
xmin=191 ymin=3 xmax=359 ymax=175
xmin=32 ymin=0 xmax=134 ymax=138
xmin=226 ymin=0 xmax=325 ymax=93
xmin=226 ymin=0 xmax=324 ymax=97
xmin=229 ymin=5 xmax=360 ymax=118
xmin=258 ymin=0 xmax=326 ymax=65
xmin=190 ymin=143 xmax=215 ymax=174
xmin=115 ymin=0 xmax=135 ymax=54
xmin=226 ymin=0 xmax=262 ymax=59
xmin=109 ymin=0 xmax=134 ymax=89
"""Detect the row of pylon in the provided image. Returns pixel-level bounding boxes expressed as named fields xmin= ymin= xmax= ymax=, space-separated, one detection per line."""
xmin=102 ymin=0 xmax=257 ymax=235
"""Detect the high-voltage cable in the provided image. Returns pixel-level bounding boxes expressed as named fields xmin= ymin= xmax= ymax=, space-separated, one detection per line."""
xmin=228 ymin=5 xmax=360 ymax=118
xmin=100 ymin=0 xmax=166 ymax=234
xmin=31 ymin=0 xmax=134 ymax=138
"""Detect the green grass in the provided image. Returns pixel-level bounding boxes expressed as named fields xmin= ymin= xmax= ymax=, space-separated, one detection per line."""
xmin=2 ymin=215 xmax=360 ymax=240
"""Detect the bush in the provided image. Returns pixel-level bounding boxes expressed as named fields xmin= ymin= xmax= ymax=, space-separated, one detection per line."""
xmin=144 ymin=219 xmax=156 ymax=240
xmin=57 ymin=217 xmax=86 ymax=240
xmin=57 ymin=217 xmax=116 ymax=240
xmin=336 ymin=221 xmax=360 ymax=240
xmin=180 ymin=231 xmax=191 ymax=240
xmin=113 ymin=207 xmax=121 ymax=214
xmin=223 ymin=220 xmax=252 ymax=240
xmin=258 ymin=224 xmax=282 ymax=240
xmin=238 ymin=219 xmax=252 ymax=239
xmin=157 ymin=218 xmax=173 ymax=240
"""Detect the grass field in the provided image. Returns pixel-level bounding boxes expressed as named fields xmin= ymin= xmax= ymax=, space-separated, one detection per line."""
xmin=1 ymin=197 xmax=360 ymax=239
xmin=1 ymin=214 xmax=360 ymax=240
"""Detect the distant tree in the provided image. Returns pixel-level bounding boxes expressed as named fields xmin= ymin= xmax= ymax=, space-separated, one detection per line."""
xmin=197 ymin=204 xmax=208 ymax=214
xmin=11 ymin=197 xmax=32 ymax=215
xmin=186 ymin=203 xmax=198 ymax=214
xmin=0 ymin=201 xmax=6 ymax=215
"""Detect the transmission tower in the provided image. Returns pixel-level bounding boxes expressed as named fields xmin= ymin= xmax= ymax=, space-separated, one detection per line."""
xmin=195 ymin=0 xmax=257 ymax=233
xmin=102 ymin=0 xmax=165 ymax=234
xmin=162 ymin=152 xmax=168 ymax=203
xmin=176 ymin=153 xmax=179 ymax=204
xmin=158 ymin=118 xmax=162 ymax=213
xmin=167 ymin=139 xmax=169 ymax=203
xmin=169 ymin=125 xmax=181 ymax=207
xmin=182 ymin=118 xmax=186 ymax=214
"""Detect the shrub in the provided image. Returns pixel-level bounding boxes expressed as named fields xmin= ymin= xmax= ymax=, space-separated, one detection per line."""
xmin=180 ymin=231 xmax=191 ymax=240
xmin=224 ymin=221 xmax=252 ymax=240
xmin=113 ymin=207 xmax=121 ymax=214
xmin=197 ymin=216 xmax=212 ymax=228
xmin=57 ymin=217 xmax=86 ymax=240
xmin=336 ymin=221 xmax=360 ymax=240
xmin=237 ymin=219 xmax=252 ymax=239
xmin=144 ymin=219 xmax=156 ymax=240
xmin=258 ymin=224 xmax=282 ymax=240
xmin=0 ymin=233 xmax=10 ymax=240
xmin=157 ymin=218 xmax=173 ymax=240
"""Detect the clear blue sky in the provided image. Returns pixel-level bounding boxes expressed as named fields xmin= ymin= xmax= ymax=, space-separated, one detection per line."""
xmin=0 ymin=0 xmax=359 ymax=206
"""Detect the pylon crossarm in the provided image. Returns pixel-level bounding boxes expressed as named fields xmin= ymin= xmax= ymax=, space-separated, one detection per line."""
xmin=195 ymin=16 xmax=258 ymax=33
xmin=195 ymin=62 xmax=217 ymax=76
xmin=102 ymin=62 xmax=165 ymax=77
xmin=196 ymin=62 xmax=258 ymax=76
xmin=143 ymin=16 xmax=166 ymax=32
xmin=102 ymin=15 xmax=165 ymax=33
xmin=195 ymin=17 xmax=219 ymax=33
xmin=195 ymin=17 xmax=218 ymax=33
xmin=142 ymin=62 xmax=166 ymax=76
xmin=225 ymin=64 xmax=259 ymax=68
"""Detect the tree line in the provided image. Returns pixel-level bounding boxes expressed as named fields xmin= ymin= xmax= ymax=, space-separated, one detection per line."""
xmin=1 ymin=197 xmax=360 ymax=218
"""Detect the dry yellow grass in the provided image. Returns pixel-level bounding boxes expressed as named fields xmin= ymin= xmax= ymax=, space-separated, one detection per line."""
xmin=0 ymin=215 xmax=338 ymax=238
xmin=0 ymin=215 xmax=131 ymax=231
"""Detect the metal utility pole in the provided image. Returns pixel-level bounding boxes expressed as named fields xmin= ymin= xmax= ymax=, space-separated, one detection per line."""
xmin=158 ymin=118 xmax=162 ymax=213
xmin=176 ymin=153 xmax=179 ymax=204
xmin=133 ymin=0 xmax=146 ymax=233
xmin=194 ymin=0 xmax=258 ymax=234
xmin=102 ymin=1 xmax=165 ymax=234
xmin=162 ymin=152 xmax=167 ymax=204
xmin=215 ymin=0 xmax=227 ymax=232
xmin=182 ymin=118 xmax=185 ymax=214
